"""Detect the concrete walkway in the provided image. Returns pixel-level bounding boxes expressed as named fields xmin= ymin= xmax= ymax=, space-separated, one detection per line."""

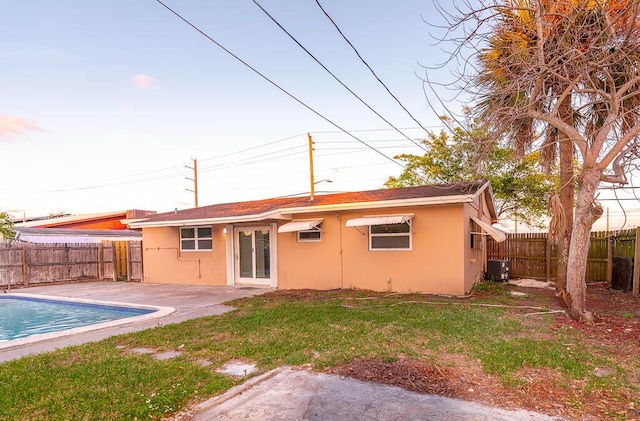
xmin=0 ymin=281 xmax=270 ymax=362
xmin=176 ymin=367 xmax=564 ymax=421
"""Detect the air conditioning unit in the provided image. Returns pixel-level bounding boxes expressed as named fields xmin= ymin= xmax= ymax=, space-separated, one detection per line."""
xmin=487 ymin=259 xmax=509 ymax=281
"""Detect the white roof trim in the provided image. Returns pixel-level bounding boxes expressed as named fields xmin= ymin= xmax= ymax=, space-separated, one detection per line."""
xmin=346 ymin=214 xmax=414 ymax=227
xmin=17 ymin=235 xmax=141 ymax=244
xmin=128 ymin=210 xmax=291 ymax=228
xmin=471 ymin=216 xmax=507 ymax=243
xmin=277 ymin=219 xmax=323 ymax=233
xmin=281 ymin=195 xmax=474 ymax=216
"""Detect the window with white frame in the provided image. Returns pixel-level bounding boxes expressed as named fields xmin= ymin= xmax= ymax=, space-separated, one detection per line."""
xmin=180 ymin=227 xmax=213 ymax=251
xmin=297 ymin=225 xmax=322 ymax=242
xmin=370 ymin=223 xmax=411 ymax=250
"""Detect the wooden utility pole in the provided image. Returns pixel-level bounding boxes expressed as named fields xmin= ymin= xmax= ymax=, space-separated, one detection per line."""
xmin=186 ymin=158 xmax=199 ymax=207
xmin=308 ymin=133 xmax=315 ymax=201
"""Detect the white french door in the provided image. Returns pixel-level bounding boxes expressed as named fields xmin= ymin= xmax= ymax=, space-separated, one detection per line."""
xmin=234 ymin=227 xmax=271 ymax=285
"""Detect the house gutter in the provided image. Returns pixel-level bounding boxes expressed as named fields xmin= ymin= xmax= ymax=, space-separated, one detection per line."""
xmin=278 ymin=194 xmax=476 ymax=215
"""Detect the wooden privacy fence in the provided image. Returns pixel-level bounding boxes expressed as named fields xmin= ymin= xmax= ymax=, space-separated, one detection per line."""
xmin=487 ymin=228 xmax=639 ymax=293
xmin=0 ymin=241 xmax=143 ymax=289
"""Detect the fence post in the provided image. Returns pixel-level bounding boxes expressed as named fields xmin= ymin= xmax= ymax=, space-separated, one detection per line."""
xmin=607 ymin=234 xmax=613 ymax=288
xmin=111 ymin=242 xmax=117 ymax=282
xmin=21 ymin=243 xmax=29 ymax=287
xmin=98 ymin=243 xmax=104 ymax=280
xmin=634 ymin=227 xmax=640 ymax=298
xmin=126 ymin=242 xmax=132 ymax=282
xmin=546 ymin=239 xmax=552 ymax=282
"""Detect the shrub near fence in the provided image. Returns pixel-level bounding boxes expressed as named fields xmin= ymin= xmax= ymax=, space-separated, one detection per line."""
xmin=487 ymin=228 xmax=638 ymax=284
xmin=0 ymin=241 xmax=143 ymax=289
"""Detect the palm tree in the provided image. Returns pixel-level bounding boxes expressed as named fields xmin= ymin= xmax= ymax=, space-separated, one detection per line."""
xmin=476 ymin=0 xmax=577 ymax=290
xmin=470 ymin=0 xmax=640 ymax=319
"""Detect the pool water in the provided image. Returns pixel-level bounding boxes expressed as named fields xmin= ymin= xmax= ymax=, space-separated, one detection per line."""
xmin=0 ymin=296 xmax=155 ymax=341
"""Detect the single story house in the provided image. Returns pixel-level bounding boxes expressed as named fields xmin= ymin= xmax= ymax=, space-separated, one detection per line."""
xmin=128 ymin=181 xmax=506 ymax=295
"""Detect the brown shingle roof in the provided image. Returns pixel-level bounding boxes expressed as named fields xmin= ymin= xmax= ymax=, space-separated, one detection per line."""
xmin=138 ymin=181 xmax=486 ymax=225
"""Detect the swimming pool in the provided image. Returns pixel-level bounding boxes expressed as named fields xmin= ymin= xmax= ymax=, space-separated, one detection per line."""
xmin=0 ymin=293 xmax=174 ymax=349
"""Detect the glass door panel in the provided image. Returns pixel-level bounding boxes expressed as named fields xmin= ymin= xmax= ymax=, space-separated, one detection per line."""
xmin=255 ymin=230 xmax=270 ymax=279
xmin=239 ymin=231 xmax=253 ymax=278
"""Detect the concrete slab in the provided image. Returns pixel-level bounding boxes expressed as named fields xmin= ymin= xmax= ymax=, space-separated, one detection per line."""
xmin=180 ymin=367 xmax=564 ymax=421
xmin=131 ymin=347 xmax=155 ymax=355
xmin=216 ymin=361 xmax=258 ymax=377
xmin=155 ymin=350 xmax=183 ymax=360
xmin=0 ymin=281 xmax=270 ymax=362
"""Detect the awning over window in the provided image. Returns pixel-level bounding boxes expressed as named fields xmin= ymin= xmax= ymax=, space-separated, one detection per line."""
xmin=345 ymin=214 xmax=414 ymax=227
xmin=277 ymin=219 xmax=323 ymax=233
xmin=471 ymin=216 xmax=507 ymax=243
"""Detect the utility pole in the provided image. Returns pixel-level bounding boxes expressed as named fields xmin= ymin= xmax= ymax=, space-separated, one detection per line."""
xmin=308 ymin=133 xmax=315 ymax=201
xmin=185 ymin=158 xmax=199 ymax=208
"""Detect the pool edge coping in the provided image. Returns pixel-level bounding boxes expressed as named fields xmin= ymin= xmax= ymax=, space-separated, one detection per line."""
xmin=0 ymin=293 xmax=175 ymax=350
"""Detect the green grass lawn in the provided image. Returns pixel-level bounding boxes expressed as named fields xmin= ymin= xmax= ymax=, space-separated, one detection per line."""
xmin=0 ymin=287 xmax=637 ymax=420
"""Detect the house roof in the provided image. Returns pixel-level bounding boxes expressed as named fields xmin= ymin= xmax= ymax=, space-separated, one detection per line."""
xmin=15 ymin=209 xmax=156 ymax=230
xmin=130 ymin=181 xmax=494 ymax=228
xmin=15 ymin=211 xmax=127 ymax=228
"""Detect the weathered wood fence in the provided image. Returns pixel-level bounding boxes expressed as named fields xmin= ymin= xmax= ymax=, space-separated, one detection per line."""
xmin=0 ymin=241 xmax=143 ymax=289
xmin=487 ymin=228 xmax=639 ymax=294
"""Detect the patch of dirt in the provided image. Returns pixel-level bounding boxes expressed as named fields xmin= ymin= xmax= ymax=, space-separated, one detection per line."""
xmin=330 ymin=357 xmax=637 ymax=421
xmin=328 ymin=284 xmax=640 ymax=421
xmin=329 ymin=358 xmax=456 ymax=396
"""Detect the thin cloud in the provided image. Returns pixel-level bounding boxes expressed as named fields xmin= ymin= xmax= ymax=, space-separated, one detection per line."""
xmin=0 ymin=115 xmax=40 ymax=139
xmin=132 ymin=74 xmax=157 ymax=89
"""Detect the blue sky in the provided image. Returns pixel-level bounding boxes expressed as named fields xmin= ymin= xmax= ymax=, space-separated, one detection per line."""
xmin=1 ymin=0 xmax=450 ymax=218
xmin=1 ymin=1 xmax=637 ymax=230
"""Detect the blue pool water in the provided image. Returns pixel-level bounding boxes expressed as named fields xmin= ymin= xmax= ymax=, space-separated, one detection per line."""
xmin=0 ymin=296 xmax=155 ymax=341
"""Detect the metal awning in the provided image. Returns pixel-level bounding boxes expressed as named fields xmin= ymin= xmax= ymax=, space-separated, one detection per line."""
xmin=277 ymin=219 xmax=323 ymax=233
xmin=345 ymin=214 xmax=414 ymax=227
xmin=471 ymin=216 xmax=507 ymax=243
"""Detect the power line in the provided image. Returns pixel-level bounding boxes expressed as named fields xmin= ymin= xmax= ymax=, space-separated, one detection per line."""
xmin=198 ymin=132 xmax=307 ymax=163
xmin=200 ymin=144 xmax=306 ymax=170
xmin=251 ymin=0 xmax=426 ymax=152
xmin=199 ymin=149 xmax=308 ymax=174
xmin=314 ymin=0 xmax=432 ymax=134
xmin=312 ymin=126 xmax=440 ymax=134
xmin=0 ymin=165 xmax=186 ymax=194
xmin=154 ymin=0 xmax=402 ymax=168
xmin=1 ymin=169 xmax=187 ymax=194
xmin=317 ymin=137 xmax=424 ymax=144
xmin=0 ymin=129 xmax=407 ymax=195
